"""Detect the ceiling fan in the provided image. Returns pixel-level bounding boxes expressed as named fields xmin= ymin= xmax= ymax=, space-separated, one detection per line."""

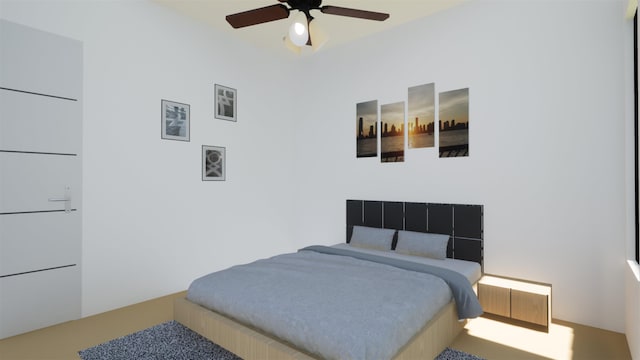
xmin=225 ymin=0 xmax=390 ymax=52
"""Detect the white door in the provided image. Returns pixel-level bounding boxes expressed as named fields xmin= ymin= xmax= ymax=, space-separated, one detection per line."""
xmin=0 ymin=20 xmax=82 ymax=339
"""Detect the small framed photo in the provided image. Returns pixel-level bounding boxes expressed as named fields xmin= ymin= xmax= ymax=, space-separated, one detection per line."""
xmin=161 ymin=99 xmax=190 ymax=141
xmin=202 ymin=145 xmax=226 ymax=181
xmin=214 ymin=84 xmax=236 ymax=122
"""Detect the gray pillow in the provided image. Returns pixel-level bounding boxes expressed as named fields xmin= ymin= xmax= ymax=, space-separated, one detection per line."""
xmin=395 ymin=230 xmax=449 ymax=259
xmin=349 ymin=225 xmax=395 ymax=251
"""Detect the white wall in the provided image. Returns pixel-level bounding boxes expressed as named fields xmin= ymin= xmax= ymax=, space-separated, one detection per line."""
xmin=0 ymin=0 xmax=633 ymax=336
xmin=292 ymin=0 xmax=630 ymax=333
xmin=0 ymin=0 xmax=299 ymax=316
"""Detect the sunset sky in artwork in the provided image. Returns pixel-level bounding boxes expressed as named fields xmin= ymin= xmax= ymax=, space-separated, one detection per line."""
xmin=381 ymin=101 xmax=405 ymax=132
xmin=408 ymin=83 xmax=435 ymax=125
xmin=439 ymin=88 xmax=469 ymax=124
xmin=356 ymin=100 xmax=377 ymax=136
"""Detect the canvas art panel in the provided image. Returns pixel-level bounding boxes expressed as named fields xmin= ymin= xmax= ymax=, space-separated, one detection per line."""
xmin=202 ymin=145 xmax=226 ymax=181
xmin=161 ymin=99 xmax=190 ymax=141
xmin=215 ymin=84 xmax=236 ymax=122
xmin=380 ymin=101 xmax=405 ymax=163
xmin=356 ymin=100 xmax=378 ymax=158
xmin=408 ymin=83 xmax=435 ymax=149
xmin=439 ymin=88 xmax=469 ymax=158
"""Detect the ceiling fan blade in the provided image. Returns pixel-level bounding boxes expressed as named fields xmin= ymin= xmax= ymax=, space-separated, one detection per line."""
xmin=226 ymin=4 xmax=290 ymax=29
xmin=320 ymin=6 xmax=389 ymax=21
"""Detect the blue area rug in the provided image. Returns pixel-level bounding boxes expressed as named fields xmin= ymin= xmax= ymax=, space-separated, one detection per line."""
xmin=78 ymin=320 xmax=485 ymax=360
xmin=436 ymin=347 xmax=486 ymax=360
xmin=78 ymin=321 xmax=240 ymax=360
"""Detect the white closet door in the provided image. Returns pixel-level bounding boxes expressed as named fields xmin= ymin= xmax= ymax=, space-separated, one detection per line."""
xmin=0 ymin=266 xmax=81 ymax=338
xmin=0 ymin=89 xmax=81 ymax=154
xmin=0 ymin=212 xmax=80 ymax=276
xmin=0 ymin=152 xmax=80 ymax=213
xmin=0 ymin=19 xmax=82 ymax=99
xmin=0 ymin=20 xmax=82 ymax=339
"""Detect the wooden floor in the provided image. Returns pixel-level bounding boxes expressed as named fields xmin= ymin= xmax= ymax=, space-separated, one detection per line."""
xmin=0 ymin=291 xmax=186 ymax=360
xmin=0 ymin=291 xmax=632 ymax=360
xmin=450 ymin=315 xmax=631 ymax=360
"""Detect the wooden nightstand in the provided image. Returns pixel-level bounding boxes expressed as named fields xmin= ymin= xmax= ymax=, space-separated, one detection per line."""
xmin=478 ymin=274 xmax=552 ymax=331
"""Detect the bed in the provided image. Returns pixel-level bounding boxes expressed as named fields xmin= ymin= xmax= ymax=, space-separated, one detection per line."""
xmin=174 ymin=200 xmax=484 ymax=360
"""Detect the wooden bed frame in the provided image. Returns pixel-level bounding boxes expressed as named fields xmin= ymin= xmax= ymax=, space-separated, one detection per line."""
xmin=174 ymin=297 xmax=463 ymax=360
xmin=174 ymin=200 xmax=483 ymax=359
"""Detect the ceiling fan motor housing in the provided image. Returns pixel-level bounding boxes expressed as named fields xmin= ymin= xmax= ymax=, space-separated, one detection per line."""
xmin=286 ymin=0 xmax=322 ymax=18
xmin=286 ymin=0 xmax=323 ymax=12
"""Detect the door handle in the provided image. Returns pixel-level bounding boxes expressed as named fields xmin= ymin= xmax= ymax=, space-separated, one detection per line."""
xmin=48 ymin=186 xmax=72 ymax=213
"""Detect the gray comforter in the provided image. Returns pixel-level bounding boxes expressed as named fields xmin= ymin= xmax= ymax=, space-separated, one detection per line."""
xmin=302 ymin=246 xmax=483 ymax=320
xmin=187 ymin=246 xmax=482 ymax=360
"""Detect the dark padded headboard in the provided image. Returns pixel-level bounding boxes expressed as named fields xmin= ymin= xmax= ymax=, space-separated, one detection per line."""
xmin=346 ymin=200 xmax=484 ymax=268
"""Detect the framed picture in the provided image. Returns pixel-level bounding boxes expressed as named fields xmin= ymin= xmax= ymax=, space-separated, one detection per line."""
xmin=439 ymin=88 xmax=469 ymax=158
xmin=408 ymin=83 xmax=435 ymax=149
xmin=161 ymin=99 xmax=190 ymax=141
xmin=202 ymin=145 xmax=226 ymax=181
xmin=356 ymin=100 xmax=378 ymax=158
xmin=215 ymin=84 xmax=237 ymax=121
xmin=380 ymin=101 xmax=405 ymax=163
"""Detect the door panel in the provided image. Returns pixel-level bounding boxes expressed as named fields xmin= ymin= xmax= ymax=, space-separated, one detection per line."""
xmin=0 ymin=20 xmax=82 ymax=99
xmin=511 ymin=290 xmax=549 ymax=327
xmin=0 ymin=266 xmax=81 ymax=339
xmin=0 ymin=211 xmax=80 ymax=276
xmin=0 ymin=89 xmax=81 ymax=154
xmin=478 ymin=283 xmax=511 ymax=317
xmin=0 ymin=152 xmax=80 ymax=213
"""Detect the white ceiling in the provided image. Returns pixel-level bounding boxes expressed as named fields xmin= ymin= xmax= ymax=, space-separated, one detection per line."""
xmin=153 ymin=0 xmax=468 ymax=55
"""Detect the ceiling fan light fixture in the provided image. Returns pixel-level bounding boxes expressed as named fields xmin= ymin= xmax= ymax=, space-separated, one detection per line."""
xmin=308 ymin=18 xmax=328 ymax=52
xmin=225 ymin=1 xmax=390 ymax=53
xmin=283 ymin=35 xmax=302 ymax=54
xmin=288 ymin=12 xmax=309 ymax=47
